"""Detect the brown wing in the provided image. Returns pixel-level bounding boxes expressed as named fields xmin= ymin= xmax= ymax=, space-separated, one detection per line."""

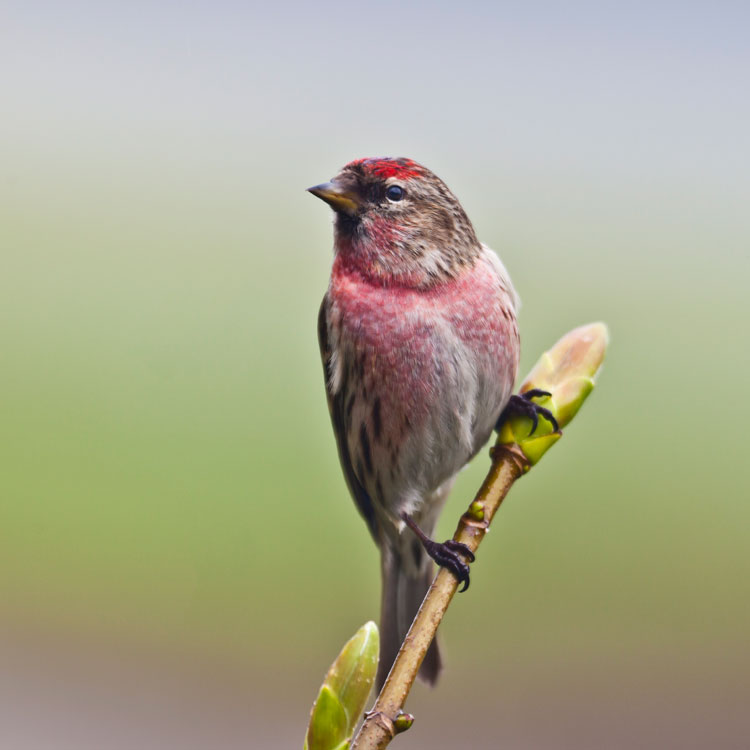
xmin=317 ymin=297 xmax=379 ymax=541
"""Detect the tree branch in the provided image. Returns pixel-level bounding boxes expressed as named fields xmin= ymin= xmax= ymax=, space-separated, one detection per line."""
xmin=350 ymin=443 xmax=527 ymax=749
xmin=350 ymin=322 xmax=609 ymax=750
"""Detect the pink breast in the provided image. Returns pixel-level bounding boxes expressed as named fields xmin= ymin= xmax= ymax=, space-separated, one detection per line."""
xmin=330 ymin=256 xmax=518 ymax=423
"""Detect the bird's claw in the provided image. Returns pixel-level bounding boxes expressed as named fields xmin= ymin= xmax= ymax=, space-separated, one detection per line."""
xmin=424 ymin=538 xmax=473 ymax=592
xmin=401 ymin=512 xmax=475 ymax=592
xmin=497 ymin=389 xmax=559 ymax=435
xmin=442 ymin=539 xmax=475 ymax=563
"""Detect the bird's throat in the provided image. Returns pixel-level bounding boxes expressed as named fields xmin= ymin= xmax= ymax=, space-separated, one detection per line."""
xmin=334 ymin=216 xmax=463 ymax=289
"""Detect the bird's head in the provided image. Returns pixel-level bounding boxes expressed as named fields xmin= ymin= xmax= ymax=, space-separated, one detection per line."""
xmin=308 ymin=157 xmax=481 ymax=287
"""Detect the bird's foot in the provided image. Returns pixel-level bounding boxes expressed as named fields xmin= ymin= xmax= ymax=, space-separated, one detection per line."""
xmin=400 ymin=512 xmax=475 ymax=592
xmin=496 ymin=389 xmax=559 ymax=435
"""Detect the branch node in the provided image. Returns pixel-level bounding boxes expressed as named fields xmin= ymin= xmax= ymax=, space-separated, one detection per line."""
xmin=362 ymin=710 xmax=396 ymax=740
xmin=460 ymin=511 xmax=488 ymax=531
xmin=490 ymin=442 xmax=529 ymax=474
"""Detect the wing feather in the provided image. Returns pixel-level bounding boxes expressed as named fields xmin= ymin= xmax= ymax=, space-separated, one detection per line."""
xmin=317 ymin=297 xmax=379 ymax=540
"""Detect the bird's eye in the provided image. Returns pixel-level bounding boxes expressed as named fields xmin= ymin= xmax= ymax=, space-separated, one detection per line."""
xmin=385 ymin=185 xmax=405 ymax=202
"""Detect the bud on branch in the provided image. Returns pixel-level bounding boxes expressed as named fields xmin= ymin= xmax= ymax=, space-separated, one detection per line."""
xmin=304 ymin=622 xmax=380 ymax=750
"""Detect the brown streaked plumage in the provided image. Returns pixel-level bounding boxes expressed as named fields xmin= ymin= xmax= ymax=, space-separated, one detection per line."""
xmin=311 ymin=157 xmax=520 ymax=688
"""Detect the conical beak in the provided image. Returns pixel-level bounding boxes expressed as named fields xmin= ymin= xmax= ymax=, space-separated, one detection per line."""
xmin=307 ymin=181 xmax=361 ymax=216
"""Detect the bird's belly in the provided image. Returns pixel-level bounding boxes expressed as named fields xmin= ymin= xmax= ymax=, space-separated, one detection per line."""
xmin=331 ymin=270 xmax=518 ymax=517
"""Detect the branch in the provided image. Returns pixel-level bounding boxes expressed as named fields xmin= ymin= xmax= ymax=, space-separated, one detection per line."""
xmin=350 ymin=322 xmax=609 ymax=750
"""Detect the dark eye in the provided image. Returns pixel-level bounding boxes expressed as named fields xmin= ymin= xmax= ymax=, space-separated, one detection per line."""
xmin=385 ymin=185 xmax=404 ymax=202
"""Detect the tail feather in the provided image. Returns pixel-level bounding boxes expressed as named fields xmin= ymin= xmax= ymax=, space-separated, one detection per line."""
xmin=377 ymin=545 xmax=441 ymax=690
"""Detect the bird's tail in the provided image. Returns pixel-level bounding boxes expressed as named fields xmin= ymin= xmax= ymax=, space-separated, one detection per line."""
xmin=377 ymin=542 xmax=441 ymax=690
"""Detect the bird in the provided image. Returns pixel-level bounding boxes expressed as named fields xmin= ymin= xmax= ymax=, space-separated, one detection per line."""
xmin=309 ymin=157 xmax=556 ymax=689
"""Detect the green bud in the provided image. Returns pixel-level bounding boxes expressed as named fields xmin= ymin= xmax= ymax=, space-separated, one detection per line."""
xmin=304 ymin=622 xmax=380 ymax=750
xmin=514 ymin=430 xmax=562 ymax=466
xmin=468 ymin=501 xmax=485 ymax=521
xmin=305 ymin=686 xmax=348 ymax=750
xmin=394 ymin=712 xmax=415 ymax=733
xmin=499 ymin=323 xmax=608 ymax=465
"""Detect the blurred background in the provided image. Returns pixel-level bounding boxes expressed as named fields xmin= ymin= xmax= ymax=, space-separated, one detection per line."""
xmin=2 ymin=1 xmax=749 ymax=747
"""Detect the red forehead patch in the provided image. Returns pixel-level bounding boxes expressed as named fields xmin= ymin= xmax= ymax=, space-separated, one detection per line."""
xmin=347 ymin=157 xmax=423 ymax=181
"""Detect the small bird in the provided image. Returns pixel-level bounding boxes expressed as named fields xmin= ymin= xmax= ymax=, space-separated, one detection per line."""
xmin=309 ymin=157 xmax=555 ymax=688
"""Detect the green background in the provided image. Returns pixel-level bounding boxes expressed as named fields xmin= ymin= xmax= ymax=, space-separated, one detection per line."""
xmin=2 ymin=1 xmax=748 ymax=747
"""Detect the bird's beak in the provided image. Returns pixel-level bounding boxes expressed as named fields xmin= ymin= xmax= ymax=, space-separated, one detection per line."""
xmin=307 ymin=180 xmax=361 ymax=216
